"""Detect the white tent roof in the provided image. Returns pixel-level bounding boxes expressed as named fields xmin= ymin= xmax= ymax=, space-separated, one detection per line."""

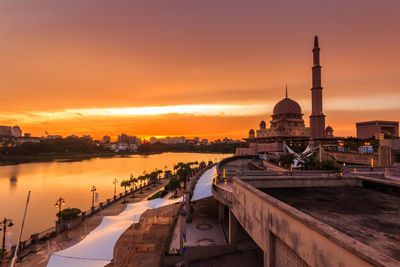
xmin=191 ymin=166 xmax=216 ymax=202
xmin=48 ymin=197 xmax=182 ymax=267
xmin=47 ymin=255 xmax=110 ymax=267
xmin=48 ymin=165 xmax=219 ymax=267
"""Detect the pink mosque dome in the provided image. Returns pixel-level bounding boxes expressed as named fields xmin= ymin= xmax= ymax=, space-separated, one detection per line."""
xmin=273 ymin=97 xmax=302 ymax=115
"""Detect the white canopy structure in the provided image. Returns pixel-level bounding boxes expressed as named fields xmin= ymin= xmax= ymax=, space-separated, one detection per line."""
xmin=284 ymin=144 xmax=314 ymax=168
xmin=191 ymin=166 xmax=216 ymax=202
xmin=48 ymin=197 xmax=182 ymax=267
xmin=48 ymin=166 xmax=217 ymax=266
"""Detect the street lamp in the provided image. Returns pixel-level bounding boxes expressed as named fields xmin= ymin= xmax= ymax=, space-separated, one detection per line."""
xmin=91 ymin=185 xmax=97 ymax=208
xmin=0 ymin=217 xmax=13 ymax=257
xmin=113 ymin=179 xmax=118 ymax=198
xmin=54 ymin=197 xmax=65 ymax=227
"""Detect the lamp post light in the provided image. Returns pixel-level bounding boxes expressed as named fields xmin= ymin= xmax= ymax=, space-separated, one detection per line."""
xmin=91 ymin=185 xmax=97 ymax=208
xmin=1 ymin=217 xmax=14 ymax=257
xmin=113 ymin=179 xmax=118 ymax=198
xmin=54 ymin=197 xmax=65 ymax=227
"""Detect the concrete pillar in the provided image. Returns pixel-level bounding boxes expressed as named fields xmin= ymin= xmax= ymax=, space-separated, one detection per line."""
xmin=179 ymin=209 xmax=187 ymax=256
xmin=218 ymin=202 xmax=225 ymax=222
xmin=228 ymin=209 xmax=238 ymax=246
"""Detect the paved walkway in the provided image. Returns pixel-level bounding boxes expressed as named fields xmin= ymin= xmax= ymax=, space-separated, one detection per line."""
xmin=107 ymin=202 xmax=181 ymax=267
xmin=3 ymin=179 xmax=170 ymax=267
xmin=170 ymin=197 xmax=227 ymax=252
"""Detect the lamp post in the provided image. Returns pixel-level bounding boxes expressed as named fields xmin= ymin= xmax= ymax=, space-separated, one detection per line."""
xmin=113 ymin=179 xmax=118 ymax=198
xmin=54 ymin=197 xmax=65 ymax=227
xmin=1 ymin=217 xmax=14 ymax=257
xmin=91 ymin=185 xmax=97 ymax=208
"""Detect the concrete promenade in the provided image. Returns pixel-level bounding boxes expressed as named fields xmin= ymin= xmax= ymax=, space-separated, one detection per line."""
xmin=2 ymin=179 xmax=171 ymax=267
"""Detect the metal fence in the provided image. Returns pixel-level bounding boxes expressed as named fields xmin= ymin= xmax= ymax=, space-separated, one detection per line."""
xmin=6 ymin=182 xmax=156 ymax=260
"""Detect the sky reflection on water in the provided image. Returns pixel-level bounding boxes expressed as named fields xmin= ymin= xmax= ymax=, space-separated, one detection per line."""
xmin=0 ymin=153 xmax=230 ymax=243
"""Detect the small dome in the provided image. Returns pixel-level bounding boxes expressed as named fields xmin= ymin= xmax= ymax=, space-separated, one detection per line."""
xmin=259 ymin=120 xmax=266 ymax=129
xmin=273 ymin=97 xmax=302 ymax=115
xmin=249 ymin=129 xmax=255 ymax=134
xmin=325 ymin=126 xmax=334 ymax=136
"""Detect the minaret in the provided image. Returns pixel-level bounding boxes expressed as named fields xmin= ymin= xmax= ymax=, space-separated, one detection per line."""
xmin=310 ymin=35 xmax=326 ymax=139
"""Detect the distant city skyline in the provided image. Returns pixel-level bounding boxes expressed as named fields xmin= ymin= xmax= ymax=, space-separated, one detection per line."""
xmin=1 ymin=1 xmax=400 ymax=139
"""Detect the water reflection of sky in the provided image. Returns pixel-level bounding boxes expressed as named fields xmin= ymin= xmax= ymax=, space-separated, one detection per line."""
xmin=0 ymin=153 xmax=231 ymax=244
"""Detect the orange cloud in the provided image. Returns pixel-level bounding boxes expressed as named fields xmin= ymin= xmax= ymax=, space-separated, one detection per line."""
xmin=1 ymin=1 xmax=400 ymax=139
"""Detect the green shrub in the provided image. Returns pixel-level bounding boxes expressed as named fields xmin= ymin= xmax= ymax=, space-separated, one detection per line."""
xmin=147 ymin=190 xmax=168 ymax=200
xmin=321 ymin=160 xmax=339 ymax=170
xmin=56 ymin=208 xmax=81 ymax=221
xmin=279 ymin=153 xmax=296 ymax=167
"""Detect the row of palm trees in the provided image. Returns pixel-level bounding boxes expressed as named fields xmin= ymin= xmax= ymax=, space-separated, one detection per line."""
xmin=173 ymin=161 xmax=211 ymax=189
xmin=120 ymin=160 xmax=213 ymax=197
xmin=120 ymin=169 xmax=164 ymax=197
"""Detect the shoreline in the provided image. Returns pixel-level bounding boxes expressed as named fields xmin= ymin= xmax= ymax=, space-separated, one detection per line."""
xmin=0 ymin=151 xmax=232 ymax=166
xmin=0 ymin=178 xmax=175 ymax=267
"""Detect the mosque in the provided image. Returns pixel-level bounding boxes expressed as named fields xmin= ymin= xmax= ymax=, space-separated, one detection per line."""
xmin=240 ymin=36 xmax=337 ymax=155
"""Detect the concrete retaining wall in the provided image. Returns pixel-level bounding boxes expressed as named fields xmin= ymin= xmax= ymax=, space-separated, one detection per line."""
xmin=230 ymin=178 xmax=399 ymax=267
xmin=163 ymin=245 xmax=236 ymax=266
xmin=241 ymin=176 xmax=362 ymax=189
xmin=328 ymin=151 xmax=378 ymax=166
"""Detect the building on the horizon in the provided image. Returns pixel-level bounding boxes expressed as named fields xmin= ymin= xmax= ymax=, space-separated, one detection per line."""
xmin=356 ymin=120 xmax=399 ymax=139
xmin=239 ymin=36 xmax=340 ymax=155
xmin=0 ymin=126 xmax=12 ymax=136
xmin=46 ymin=135 xmax=62 ymax=139
xmin=149 ymin=136 xmax=186 ymax=144
xmin=111 ymin=133 xmax=142 ymax=152
xmin=117 ymin=134 xmax=141 ymax=146
xmin=12 ymin=126 xmax=22 ymax=137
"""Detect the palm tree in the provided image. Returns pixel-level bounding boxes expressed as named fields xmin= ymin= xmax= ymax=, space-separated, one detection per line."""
xmin=156 ymin=169 xmax=163 ymax=183
xmin=129 ymin=174 xmax=138 ymax=198
xmin=120 ymin=180 xmax=130 ymax=194
xmin=169 ymin=178 xmax=181 ymax=197
xmin=138 ymin=175 xmax=145 ymax=193
xmin=149 ymin=170 xmax=158 ymax=186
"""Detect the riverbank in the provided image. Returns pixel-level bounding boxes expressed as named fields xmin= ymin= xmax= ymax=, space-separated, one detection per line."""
xmin=0 ymin=152 xmax=129 ymax=165
xmin=1 ymin=178 xmax=174 ymax=267
xmin=0 ymin=151 xmax=232 ymax=166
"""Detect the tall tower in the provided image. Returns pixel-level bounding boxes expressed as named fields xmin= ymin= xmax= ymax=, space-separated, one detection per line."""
xmin=310 ymin=35 xmax=326 ymax=139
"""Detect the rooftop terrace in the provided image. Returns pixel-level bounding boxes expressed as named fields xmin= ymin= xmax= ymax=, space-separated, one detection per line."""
xmin=261 ymin=186 xmax=400 ymax=261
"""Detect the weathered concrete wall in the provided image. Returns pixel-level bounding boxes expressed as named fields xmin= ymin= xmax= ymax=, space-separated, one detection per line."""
xmin=230 ymin=178 xmax=399 ymax=267
xmin=236 ymin=143 xmax=283 ymax=156
xmin=163 ymin=245 xmax=236 ymax=266
xmin=328 ymin=151 xmax=378 ymax=166
xmin=241 ymin=176 xmax=362 ymax=189
xmin=212 ymin=184 xmax=232 ymax=207
xmin=379 ymin=139 xmax=400 ymax=167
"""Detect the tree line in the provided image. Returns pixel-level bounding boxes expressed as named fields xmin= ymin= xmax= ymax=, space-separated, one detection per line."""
xmin=1 ymin=137 xmax=110 ymax=156
xmin=138 ymin=142 xmax=245 ymax=154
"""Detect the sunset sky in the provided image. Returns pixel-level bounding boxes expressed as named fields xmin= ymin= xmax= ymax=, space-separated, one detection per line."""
xmin=1 ymin=0 xmax=400 ymax=140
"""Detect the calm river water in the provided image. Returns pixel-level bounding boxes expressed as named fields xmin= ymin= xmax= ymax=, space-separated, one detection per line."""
xmin=0 ymin=153 xmax=231 ymax=243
